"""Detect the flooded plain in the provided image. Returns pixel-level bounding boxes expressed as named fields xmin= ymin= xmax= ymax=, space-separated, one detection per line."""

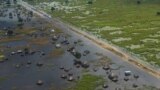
xmin=0 ymin=1 xmax=160 ymax=90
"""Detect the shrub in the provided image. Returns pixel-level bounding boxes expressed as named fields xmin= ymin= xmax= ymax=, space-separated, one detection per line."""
xmin=157 ymin=12 xmax=160 ymax=15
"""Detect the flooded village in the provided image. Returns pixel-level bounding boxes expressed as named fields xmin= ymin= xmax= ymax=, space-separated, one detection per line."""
xmin=0 ymin=0 xmax=160 ymax=90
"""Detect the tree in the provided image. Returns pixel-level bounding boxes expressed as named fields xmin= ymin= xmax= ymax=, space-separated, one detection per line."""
xmin=9 ymin=12 xmax=13 ymax=19
xmin=137 ymin=0 xmax=141 ymax=4
xmin=65 ymin=0 xmax=69 ymax=4
xmin=6 ymin=30 xmax=14 ymax=36
xmin=6 ymin=0 xmax=11 ymax=6
xmin=29 ymin=11 xmax=33 ymax=17
xmin=13 ymin=0 xmax=17 ymax=4
xmin=18 ymin=17 xmax=23 ymax=23
xmin=157 ymin=12 xmax=160 ymax=15
xmin=87 ymin=0 xmax=93 ymax=4
xmin=51 ymin=7 xmax=55 ymax=12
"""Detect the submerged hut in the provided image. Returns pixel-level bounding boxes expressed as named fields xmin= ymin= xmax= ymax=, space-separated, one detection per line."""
xmin=108 ymin=73 xmax=118 ymax=82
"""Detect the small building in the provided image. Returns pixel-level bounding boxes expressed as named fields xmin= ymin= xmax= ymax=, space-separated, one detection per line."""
xmin=55 ymin=43 xmax=61 ymax=48
xmin=124 ymin=71 xmax=131 ymax=76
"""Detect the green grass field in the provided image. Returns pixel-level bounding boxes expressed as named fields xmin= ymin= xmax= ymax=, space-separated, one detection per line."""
xmin=24 ymin=0 xmax=160 ymax=66
xmin=69 ymin=74 xmax=104 ymax=90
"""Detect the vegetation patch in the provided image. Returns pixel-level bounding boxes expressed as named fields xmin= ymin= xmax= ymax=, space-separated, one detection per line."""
xmin=15 ymin=27 xmax=37 ymax=35
xmin=49 ymin=48 xmax=65 ymax=57
xmin=0 ymin=30 xmax=5 ymax=35
xmin=93 ymin=56 xmax=112 ymax=67
xmin=28 ymin=37 xmax=49 ymax=45
xmin=69 ymin=74 xmax=104 ymax=90
xmin=0 ymin=35 xmax=23 ymax=43
xmin=0 ymin=76 xmax=7 ymax=83
xmin=52 ymin=26 xmax=63 ymax=34
xmin=0 ymin=54 xmax=5 ymax=62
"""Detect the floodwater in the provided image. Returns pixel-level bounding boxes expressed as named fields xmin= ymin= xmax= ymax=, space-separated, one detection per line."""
xmin=0 ymin=1 xmax=160 ymax=90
